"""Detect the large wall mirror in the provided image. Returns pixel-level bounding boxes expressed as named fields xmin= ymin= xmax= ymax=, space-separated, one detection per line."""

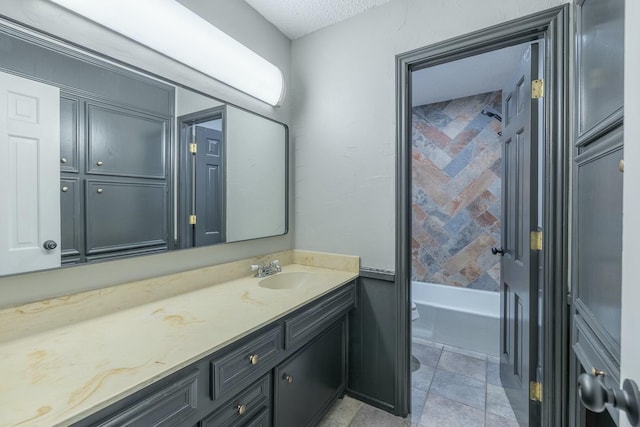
xmin=0 ymin=20 xmax=288 ymax=277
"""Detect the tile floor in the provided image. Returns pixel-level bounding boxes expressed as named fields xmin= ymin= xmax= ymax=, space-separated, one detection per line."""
xmin=318 ymin=338 xmax=519 ymax=427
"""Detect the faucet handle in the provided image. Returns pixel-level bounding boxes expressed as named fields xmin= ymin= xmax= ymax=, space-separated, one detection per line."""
xmin=250 ymin=264 xmax=260 ymax=272
xmin=271 ymin=260 xmax=281 ymax=271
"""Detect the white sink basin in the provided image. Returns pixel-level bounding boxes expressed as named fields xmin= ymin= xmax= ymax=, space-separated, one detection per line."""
xmin=258 ymin=272 xmax=312 ymax=290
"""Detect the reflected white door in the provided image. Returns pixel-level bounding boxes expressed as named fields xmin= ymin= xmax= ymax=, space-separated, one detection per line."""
xmin=0 ymin=71 xmax=60 ymax=275
xmin=621 ymin=2 xmax=640 ymax=426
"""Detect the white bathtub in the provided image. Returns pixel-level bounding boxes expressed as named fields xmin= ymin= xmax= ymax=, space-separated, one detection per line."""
xmin=412 ymin=281 xmax=500 ymax=356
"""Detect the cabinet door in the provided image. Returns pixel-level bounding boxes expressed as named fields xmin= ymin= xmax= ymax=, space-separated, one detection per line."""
xmin=87 ymin=103 xmax=167 ymax=179
xmin=60 ymin=95 xmax=79 ymax=172
xmin=274 ymin=321 xmax=345 ymax=427
xmin=575 ymin=0 xmax=624 ymax=141
xmin=86 ymin=180 xmax=167 ymax=255
xmin=60 ymin=177 xmax=82 ymax=263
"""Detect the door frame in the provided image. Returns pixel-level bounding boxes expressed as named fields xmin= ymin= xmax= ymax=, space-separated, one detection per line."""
xmin=394 ymin=6 xmax=570 ymax=425
xmin=177 ymin=105 xmax=227 ymax=249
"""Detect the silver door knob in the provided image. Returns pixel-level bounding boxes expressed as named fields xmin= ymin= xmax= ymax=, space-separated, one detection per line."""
xmin=97 ymin=188 xmax=103 ymax=194
xmin=578 ymin=374 xmax=640 ymax=426
xmin=61 ymin=187 xmax=69 ymax=192
xmin=96 ymin=161 xmax=104 ymax=166
xmin=60 ymin=158 xmax=67 ymax=164
xmin=43 ymin=240 xmax=57 ymax=250
xmin=283 ymin=374 xmax=294 ymax=383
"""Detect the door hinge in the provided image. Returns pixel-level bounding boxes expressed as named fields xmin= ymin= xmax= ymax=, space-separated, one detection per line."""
xmin=530 ymin=381 xmax=543 ymax=402
xmin=189 ymin=143 xmax=197 ymax=154
xmin=530 ymin=231 xmax=543 ymax=251
xmin=532 ymin=79 xmax=544 ymax=99
xmin=189 ymin=215 xmax=197 ymax=225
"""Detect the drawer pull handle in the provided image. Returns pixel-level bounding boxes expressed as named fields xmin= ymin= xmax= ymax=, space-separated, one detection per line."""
xmin=283 ymin=373 xmax=294 ymax=384
xmin=237 ymin=404 xmax=247 ymax=415
xmin=619 ymin=159 xmax=625 ymax=173
xmin=592 ymin=368 xmax=606 ymax=377
xmin=248 ymin=354 xmax=259 ymax=365
xmin=96 ymin=161 xmax=104 ymax=166
xmin=61 ymin=186 xmax=69 ymax=192
xmin=97 ymin=188 xmax=104 ymax=194
xmin=60 ymin=157 xmax=67 ymax=164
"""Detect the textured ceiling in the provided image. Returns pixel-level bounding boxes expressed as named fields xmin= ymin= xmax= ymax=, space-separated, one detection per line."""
xmin=244 ymin=0 xmax=392 ymax=39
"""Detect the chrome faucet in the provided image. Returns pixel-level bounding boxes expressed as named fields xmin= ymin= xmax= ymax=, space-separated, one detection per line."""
xmin=250 ymin=260 xmax=281 ymax=278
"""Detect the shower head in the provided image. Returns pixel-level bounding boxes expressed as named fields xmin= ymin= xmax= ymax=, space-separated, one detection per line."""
xmin=481 ymin=109 xmax=502 ymax=122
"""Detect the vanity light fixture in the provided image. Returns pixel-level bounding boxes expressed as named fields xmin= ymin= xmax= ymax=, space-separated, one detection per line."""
xmin=49 ymin=0 xmax=285 ymax=106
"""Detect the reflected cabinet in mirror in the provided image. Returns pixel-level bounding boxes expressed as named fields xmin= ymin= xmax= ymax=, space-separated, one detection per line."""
xmin=0 ymin=21 xmax=287 ymax=277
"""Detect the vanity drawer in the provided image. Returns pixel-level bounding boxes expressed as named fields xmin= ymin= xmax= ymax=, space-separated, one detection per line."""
xmin=285 ymin=283 xmax=355 ymax=349
xmin=201 ymin=374 xmax=271 ymax=427
xmin=96 ymin=370 xmax=199 ymax=427
xmin=211 ymin=326 xmax=282 ymax=399
xmin=244 ymin=408 xmax=271 ymax=427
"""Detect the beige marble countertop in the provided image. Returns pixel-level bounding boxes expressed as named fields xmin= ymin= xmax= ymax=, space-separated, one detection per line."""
xmin=0 ymin=250 xmax=359 ymax=427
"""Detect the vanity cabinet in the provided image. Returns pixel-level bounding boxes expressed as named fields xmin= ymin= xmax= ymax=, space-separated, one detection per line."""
xmin=571 ymin=0 xmax=624 ymax=425
xmin=74 ymin=282 xmax=356 ymax=427
xmin=274 ymin=320 xmax=346 ymax=427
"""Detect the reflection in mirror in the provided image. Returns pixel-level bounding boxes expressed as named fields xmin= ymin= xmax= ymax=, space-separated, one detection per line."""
xmin=0 ymin=21 xmax=287 ymax=277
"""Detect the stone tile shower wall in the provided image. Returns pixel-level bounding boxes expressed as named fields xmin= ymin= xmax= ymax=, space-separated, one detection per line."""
xmin=412 ymin=91 xmax=502 ymax=291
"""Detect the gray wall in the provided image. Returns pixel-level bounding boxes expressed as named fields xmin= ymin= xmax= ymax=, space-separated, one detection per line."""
xmin=0 ymin=0 xmax=293 ymax=308
xmin=290 ymin=0 xmax=568 ymax=269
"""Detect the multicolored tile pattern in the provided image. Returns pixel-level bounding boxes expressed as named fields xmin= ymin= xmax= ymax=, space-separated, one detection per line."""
xmin=412 ymin=92 xmax=502 ymax=291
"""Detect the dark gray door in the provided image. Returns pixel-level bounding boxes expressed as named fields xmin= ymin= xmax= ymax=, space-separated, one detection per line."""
xmin=193 ymin=125 xmax=225 ymax=246
xmin=499 ymin=44 xmax=540 ymax=426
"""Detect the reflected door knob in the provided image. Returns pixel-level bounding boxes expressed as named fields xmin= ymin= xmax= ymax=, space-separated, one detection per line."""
xmin=578 ymin=373 xmax=640 ymax=426
xmin=491 ymin=247 xmax=505 ymax=256
xmin=43 ymin=240 xmax=57 ymax=250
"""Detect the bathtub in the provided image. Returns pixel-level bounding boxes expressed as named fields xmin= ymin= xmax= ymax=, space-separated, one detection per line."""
xmin=412 ymin=281 xmax=500 ymax=357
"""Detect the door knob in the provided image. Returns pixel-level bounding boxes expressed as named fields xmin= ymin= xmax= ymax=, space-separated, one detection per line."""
xmin=283 ymin=373 xmax=294 ymax=383
xmin=43 ymin=240 xmax=58 ymax=250
xmin=578 ymin=373 xmax=640 ymax=426
xmin=491 ymin=247 xmax=505 ymax=256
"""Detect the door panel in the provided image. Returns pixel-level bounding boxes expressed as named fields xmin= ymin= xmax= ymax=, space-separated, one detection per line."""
xmin=500 ymin=44 xmax=540 ymax=426
xmin=194 ymin=126 xmax=224 ymax=246
xmin=0 ymin=71 xmax=60 ymax=275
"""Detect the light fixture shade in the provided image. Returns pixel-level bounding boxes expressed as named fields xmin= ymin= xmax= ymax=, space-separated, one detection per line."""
xmin=49 ymin=0 xmax=285 ymax=106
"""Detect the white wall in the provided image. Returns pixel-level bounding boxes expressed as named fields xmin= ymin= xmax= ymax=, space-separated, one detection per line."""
xmin=0 ymin=0 xmax=293 ymax=308
xmin=176 ymin=87 xmax=224 ymax=116
xmin=620 ymin=1 xmax=640 ymax=425
xmin=291 ymin=0 xmax=568 ymax=269
xmin=226 ymin=106 xmax=287 ymax=242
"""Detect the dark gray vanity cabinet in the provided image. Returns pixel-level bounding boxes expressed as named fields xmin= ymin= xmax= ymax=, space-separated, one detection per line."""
xmin=74 ymin=282 xmax=356 ymax=427
xmin=274 ymin=320 xmax=346 ymax=427
xmin=571 ymin=0 xmax=624 ymax=425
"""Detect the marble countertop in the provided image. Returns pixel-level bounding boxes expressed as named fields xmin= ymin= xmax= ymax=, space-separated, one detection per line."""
xmin=0 ymin=250 xmax=359 ymax=427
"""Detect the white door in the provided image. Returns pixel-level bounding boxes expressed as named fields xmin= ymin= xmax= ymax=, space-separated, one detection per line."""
xmin=621 ymin=1 xmax=640 ymax=426
xmin=0 ymin=71 xmax=60 ymax=275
